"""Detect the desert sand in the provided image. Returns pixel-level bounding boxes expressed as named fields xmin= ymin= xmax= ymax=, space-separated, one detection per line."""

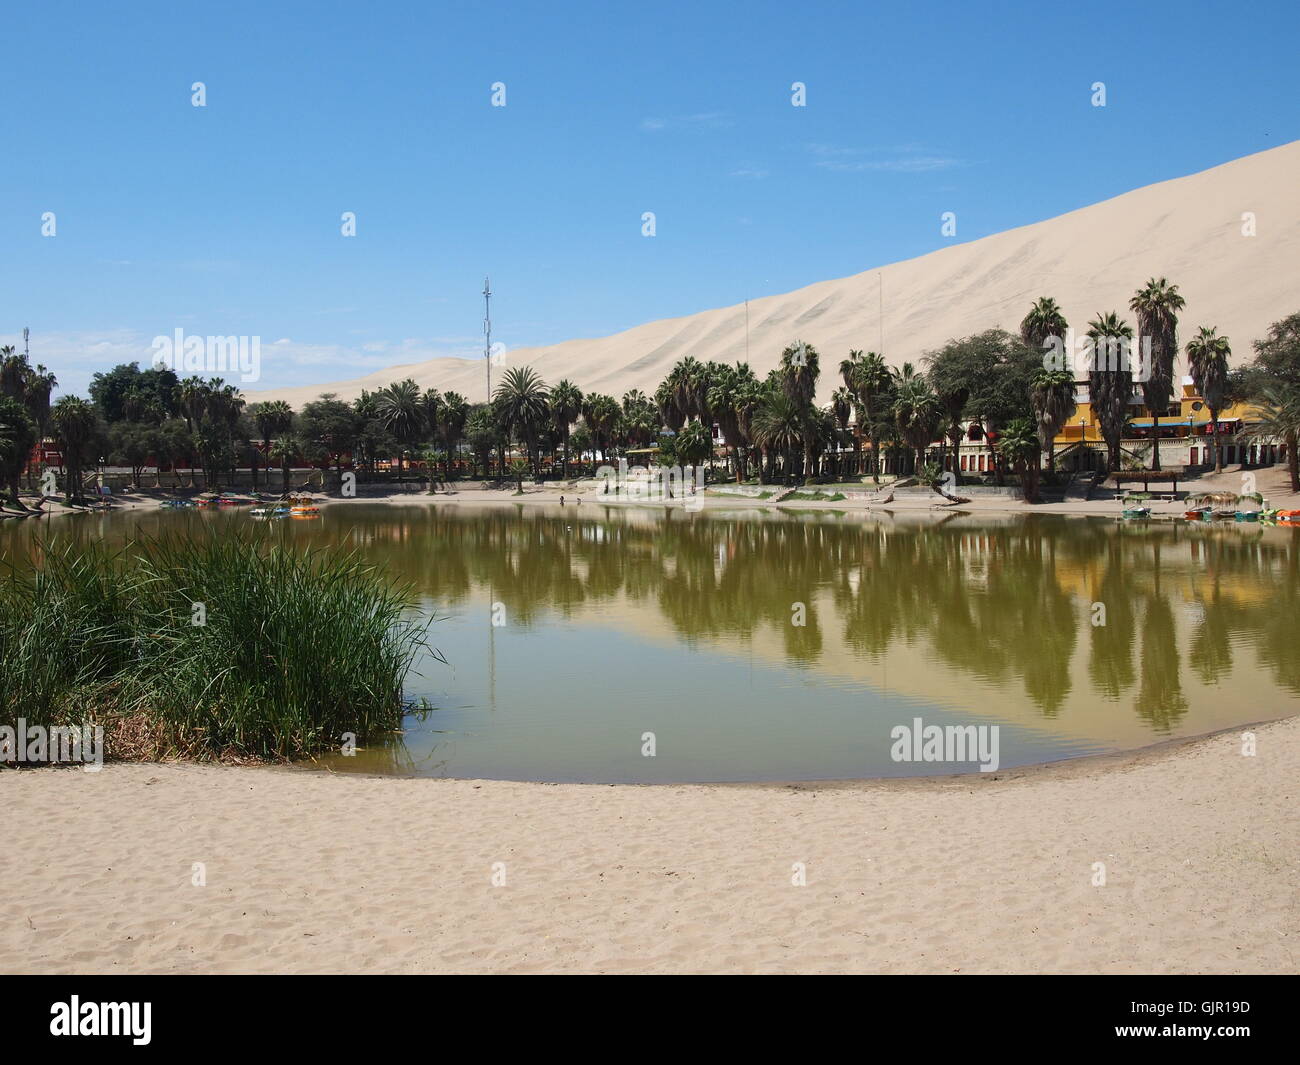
xmin=1 ymin=716 xmax=1296 ymax=975
xmin=249 ymin=140 xmax=1300 ymax=409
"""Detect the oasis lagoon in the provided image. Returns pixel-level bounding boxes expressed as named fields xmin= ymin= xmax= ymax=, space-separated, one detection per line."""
xmin=4 ymin=503 xmax=1297 ymax=782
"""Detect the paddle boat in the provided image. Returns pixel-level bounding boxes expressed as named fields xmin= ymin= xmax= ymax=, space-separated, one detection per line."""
xmin=1120 ymin=492 xmax=1151 ymax=520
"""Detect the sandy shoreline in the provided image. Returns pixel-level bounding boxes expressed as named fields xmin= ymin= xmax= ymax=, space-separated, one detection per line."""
xmin=2 ymin=716 xmax=1295 ymax=975
xmin=8 ymin=462 xmax=1299 ymax=523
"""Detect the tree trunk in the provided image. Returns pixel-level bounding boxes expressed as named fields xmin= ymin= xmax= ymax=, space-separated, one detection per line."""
xmin=1211 ymin=411 xmax=1221 ymax=473
xmin=1150 ymin=411 xmax=1162 ymax=471
xmin=1288 ymin=431 xmax=1299 ymax=493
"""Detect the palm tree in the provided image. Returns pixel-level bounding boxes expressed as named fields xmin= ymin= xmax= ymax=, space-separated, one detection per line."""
xmin=1185 ymin=326 xmax=1231 ymax=472
xmin=51 ymin=396 xmax=98 ymax=504
xmin=1087 ymin=311 xmax=1135 ymax=473
xmin=751 ymin=392 xmax=804 ymax=483
xmin=831 ymin=387 xmax=852 ymax=432
xmin=655 ymin=379 xmax=686 ymax=432
xmin=780 ymin=342 xmax=820 ymax=478
xmin=548 ymin=379 xmax=583 ymax=478
xmin=268 ymin=435 xmax=300 ymax=492
xmin=622 ymin=401 xmax=659 ymax=449
xmin=494 ymin=367 xmax=550 ymax=475
xmin=374 ymin=379 xmax=425 ymax=471
xmin=893 ymin=376 xmax=942 ymax=476
xmin=706 ymin=363 xmax=758 ymax=483
xmin=178 ymin=376 xmax=206 ymax=432
xmin=1129 ymin=278 xmax=1186 ymax=470
xmin=1020 ymin=296 xmax=1069 ymax=352
xmin=997 ymin=417 xmax=1042 ymax=502
xmin=421 ymin=388 xmax=442 ymax=439
xmin=0 ymin=396 xmax=35 ymax=508
xmin=0 ymin=349 xmax=55 ymax=503
xmin=22 ymin=363 xmax=57 ymax=489
xmin=674 ymin=419 xmax=713 ymax=473
xmin=1029 ymin=369 xmax=1077 ymax=473
xmin=249 ymin=399 xmax=293 ymax=491
xmin=843 ymin=350 xmax=889 ymax=482
xmin=1246 ymin=383 xmax=1300 ymax=492
xmin=665 ymin=357 xmax=703 ymax=423
xmin=438 ymin=392 xmax=469 ymax=479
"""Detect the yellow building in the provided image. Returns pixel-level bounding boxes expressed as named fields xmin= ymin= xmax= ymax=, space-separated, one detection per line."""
xmin=1052 ymin=377 xmax=1279 ymax=467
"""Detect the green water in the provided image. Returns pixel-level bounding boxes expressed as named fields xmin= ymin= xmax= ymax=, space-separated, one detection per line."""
xmin=4 ymin=503 xmax=1298 ymax=781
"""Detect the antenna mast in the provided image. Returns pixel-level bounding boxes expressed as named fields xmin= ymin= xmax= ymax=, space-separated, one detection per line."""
xmin=23 ymin=327 xmax=29 ymax=358
xmin=483 ymin=277 xmax=493 ymax=403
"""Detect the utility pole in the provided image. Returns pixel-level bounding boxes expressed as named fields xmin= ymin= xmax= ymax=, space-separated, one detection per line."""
xmin=483 ymin=277 xmax=493 ymax=403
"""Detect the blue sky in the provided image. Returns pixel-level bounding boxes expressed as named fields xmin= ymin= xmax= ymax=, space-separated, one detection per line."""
xmin=3 ymin=0 xmax=1298 ymax=396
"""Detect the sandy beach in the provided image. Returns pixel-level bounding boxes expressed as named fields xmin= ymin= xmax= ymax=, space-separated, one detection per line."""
xmin=8 ymin=461 xmax=1299 ymax=523
xmin=2 ymin=716 xmax=1295 ymax=975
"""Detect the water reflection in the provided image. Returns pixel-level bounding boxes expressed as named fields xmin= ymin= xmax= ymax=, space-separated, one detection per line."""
xmin=4 ymin=504 xmax=1298 ymax=780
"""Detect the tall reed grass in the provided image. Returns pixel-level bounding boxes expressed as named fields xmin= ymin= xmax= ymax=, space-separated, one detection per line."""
xmin=0 ymin=534 xmax=433 ymax=761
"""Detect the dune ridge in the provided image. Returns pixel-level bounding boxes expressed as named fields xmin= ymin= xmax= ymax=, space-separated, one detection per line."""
xmin=251 ymin=141 xmax=1300 ymax=408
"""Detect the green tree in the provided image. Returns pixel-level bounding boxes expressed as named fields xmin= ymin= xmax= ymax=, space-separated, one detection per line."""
xmin=751 ymin=392 xmax=804 ymax=483
xmin=1029 ymin=369 xmax=1077 ymax=473
xmin=89 ymin=363 xmax=180 ymax=423
xmin=1086 ymin=312 xmax=1135 ymax=473
xmin=108 ymin=422 xmax=161 ymax=488
xmin=893 ymin=376 xmax=942 ymax=477
xmin=1129 ymin=277 xmax=1186 ymax=470
xmin=996 ymin=417 xmax=1042 ymax=502
xmin=1245 ymin=384 xmax=1300 ymax=493
xmin=300 ymin=393 xmax=361 ymax=481
xmin=780 ymin=342 xmax=821 ymax=479
xmin=1019 ymin=296 xmax=1069 ymax=352
xmin=1185 ymin=326 xmax=1231 ymax=472
xmin=0 ymin=396 xmax=36 ymax=507
xmin=373 ymin=380 xmax=425 ymax=471
xmin=494 ymin=367 xmax=551 ymax=476
xmin=549 ymin=379 xmax=584 ymax=478
xmin=52 ymin=396 xmax=101 ymax=504
xmin=438 ymin=392 xmax=469 ymax=479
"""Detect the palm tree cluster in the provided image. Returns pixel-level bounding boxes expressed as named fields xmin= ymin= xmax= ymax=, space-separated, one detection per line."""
xmin=0 ymin=346 xmax=57 ymax=506
xmin=8 ymin=288 xmax=1295 ymax=499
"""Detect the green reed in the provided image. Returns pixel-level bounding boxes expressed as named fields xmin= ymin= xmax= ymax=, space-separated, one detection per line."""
xmin=0 ymin=533 xmax=433 ymax=761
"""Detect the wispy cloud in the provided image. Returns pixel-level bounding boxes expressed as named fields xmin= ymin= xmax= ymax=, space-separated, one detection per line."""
xmin=805 ymin=142 xmax=963 ymax=173
xmin=730 ymin=167 xmax=768 ymax=179
xmin=641 ymin=111 xmax=731 ymax=132
xmin=3 ymin=329 xmax=482 ymax=396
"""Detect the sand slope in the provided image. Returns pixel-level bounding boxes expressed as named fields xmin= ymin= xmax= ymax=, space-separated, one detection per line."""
xmin=251 ymin=141 xmax=1300 ymax=409
xmin=2 ymin=717 xmax=1296 ymax=974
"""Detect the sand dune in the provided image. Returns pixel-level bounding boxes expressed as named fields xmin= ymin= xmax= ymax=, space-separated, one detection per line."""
xmin=251 ymin=141 xmax=1300 ymax=409
xmin=2 ymin=717 xmax=1295 ymax=974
